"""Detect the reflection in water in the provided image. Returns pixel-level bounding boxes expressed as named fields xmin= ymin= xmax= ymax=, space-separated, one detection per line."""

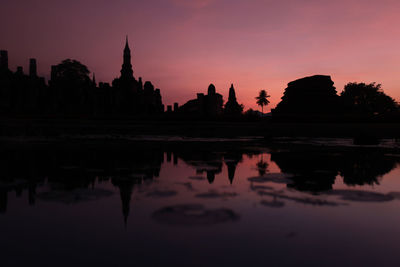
xmin=1 ymin=144 xmax=400 ymax=218
xmin=260 ymin=198 xmax=285 ymax=208
xmin=188 ymin=176 xmax=206 ymax=181
xmin=37 ymin=188 xmax=113 ymax=204
xmin=257 ymin=190 xmax=344 ymax=206
xmin=271 ymin=149 xmax=399 ymax=192
xmin=256 ymin=156 xmax=269 ymax=176
xmin=248 ymin=173 xmax=292 ymax=184
xmin=176 ymin=149 xmax=243 ymax=184
xmin=146 ymin=190 xmax=178 ymax=198
xmin=195 ymin=190 xmax=238 ymax=199
xmin=2 ymin=142 xmax=400 ymax=266
xmin=327 ymin=189 xmax=396 ymax=202
xmin=0 ymin=144 xmax=164 ymax=224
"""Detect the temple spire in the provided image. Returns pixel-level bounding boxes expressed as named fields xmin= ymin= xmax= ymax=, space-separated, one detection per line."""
xmin=229 ymin=84 xmax=236 ymax=101
xmin=92 ymin=73 xmax=96 ymax=86
xmin=121 ymin=36 xmax=133 ymax=79
xmin=125 ymin=35 xmax=129 ymax=51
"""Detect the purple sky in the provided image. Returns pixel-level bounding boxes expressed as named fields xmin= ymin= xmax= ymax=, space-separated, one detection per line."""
xmin=2 ymin=0 xmax=400 ymax=110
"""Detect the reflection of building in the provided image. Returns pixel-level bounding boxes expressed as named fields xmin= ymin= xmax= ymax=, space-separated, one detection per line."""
xmin=112 ymin=178 xmax=136 ymax=226
xmin=224 ymin=153 xmax=242 ymax=184
xmin=175 ymin=150 xmax=242 ymax=184
xmin=174 ymin=150 xmax=223 ymax=183
xmin=0 ymin=145 xmax=164 ymax=224
xmin=2 ymin=143 xmax=397 ymax=223
xmin=271 ymin=151 xmax=339 ymax=192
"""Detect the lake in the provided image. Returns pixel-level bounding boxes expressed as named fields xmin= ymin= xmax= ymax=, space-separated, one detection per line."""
xmin=1 ymin=139 xmax=400 ymax=266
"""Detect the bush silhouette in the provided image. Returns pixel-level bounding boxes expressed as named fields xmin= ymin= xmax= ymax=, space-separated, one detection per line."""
xmin=341 ymin=82 xmax=398 ymax=116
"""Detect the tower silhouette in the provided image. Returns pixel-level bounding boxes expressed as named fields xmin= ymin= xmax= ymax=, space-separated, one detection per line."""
xmin=120 ymin=36 xmax=133 ymax=80
xmin=229 ymin=84 xmax=236 ymax=101
xmin=208 ymin=84 xmax=216 ymax=95
xmin=0 ymin=50 xmax=8 ymax=69
xmin=224 ymin=84 xmax=243 ymax=116
xmin=29 ymin=58 xmax=37 ymax=77
xmin=16 ymin=66 xmax=23 ymax=75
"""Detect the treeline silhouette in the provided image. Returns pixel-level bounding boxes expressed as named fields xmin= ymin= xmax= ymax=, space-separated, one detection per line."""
xmin=1 ymin=41 xmax=399 ymax=121
xmin=272 ymin=75 xmax=399 ymax=122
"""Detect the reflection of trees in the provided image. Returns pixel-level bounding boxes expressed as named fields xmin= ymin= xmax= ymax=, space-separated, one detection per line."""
xmin=339 ymin=152 xmax=397 ymax=186
xmin=256 ymin=154 xmax=268 ymax=176
xmin=271 ymin=149 xmax=400 ymax=192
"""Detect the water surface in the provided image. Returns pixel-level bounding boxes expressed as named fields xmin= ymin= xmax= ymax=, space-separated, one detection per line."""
xmin=1 ymin=141 xmax=400 ymax=266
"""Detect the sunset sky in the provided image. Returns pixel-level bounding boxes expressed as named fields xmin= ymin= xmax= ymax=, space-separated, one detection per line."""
xmin=1 ymin=0 xmax=400 ymax=111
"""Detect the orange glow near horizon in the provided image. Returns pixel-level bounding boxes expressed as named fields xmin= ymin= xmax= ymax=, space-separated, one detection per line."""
xmin=1 ymin=0 xmax=400 ymax=111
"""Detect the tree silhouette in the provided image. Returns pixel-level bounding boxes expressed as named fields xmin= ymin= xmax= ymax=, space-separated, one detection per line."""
xmin=341 ymin=82 xmax=398 ymax=116
xmin=256 ymin=90 xmax=270 ymax=114
xmin=52 ymin=59 xmax=91 ymax=84
xmin=51 ymin=59 xmax=92 ymax=115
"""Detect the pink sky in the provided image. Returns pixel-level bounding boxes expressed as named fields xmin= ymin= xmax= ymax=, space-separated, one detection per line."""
xmin=1 ymin=0 xmax=400 ymax=111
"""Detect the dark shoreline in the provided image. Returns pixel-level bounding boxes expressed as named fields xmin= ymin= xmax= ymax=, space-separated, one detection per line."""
xmin=2 ymin=118 xmax=400 ymax=139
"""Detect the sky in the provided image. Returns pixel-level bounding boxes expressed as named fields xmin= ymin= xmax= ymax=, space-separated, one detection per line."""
xmin=1 ymin=0 xmax=400 ymax=111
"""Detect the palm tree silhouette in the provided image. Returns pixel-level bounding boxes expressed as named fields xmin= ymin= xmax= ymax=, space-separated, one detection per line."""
xmin=256 ymin=154 xmax=268 ymax=176
xmin=256 ymin=90 xmax=270 ymax=114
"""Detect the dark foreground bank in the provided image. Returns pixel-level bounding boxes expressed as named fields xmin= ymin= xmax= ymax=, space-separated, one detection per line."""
xmin=2 ymin=118 xmax=400 ymax=139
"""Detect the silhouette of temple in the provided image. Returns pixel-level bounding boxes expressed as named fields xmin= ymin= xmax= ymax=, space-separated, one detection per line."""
xmin=0 ymin=42 xmax=250 ymax=121
xmin=178 ymin=84 xmax=224 ymax=118
xmin=272 ymin=75 xmax=339 ymax=119
xmin=0 ymin=50 xmax=8 ymax=70
xmin=224 ymin=84 xmax=243 ymax=116
xmin=0 ymin=50 xmax=47 ymax=114
xmin=0 ymin=38 xmax=164 ymax=117
xmin=111 ymin=37 xmax=163 ymax=115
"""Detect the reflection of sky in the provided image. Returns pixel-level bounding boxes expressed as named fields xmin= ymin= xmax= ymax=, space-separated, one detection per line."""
xmin=2 ymin=151 xmax=400 ymax=266
xmin=2 ymin=0 xmax=400 ymax=111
